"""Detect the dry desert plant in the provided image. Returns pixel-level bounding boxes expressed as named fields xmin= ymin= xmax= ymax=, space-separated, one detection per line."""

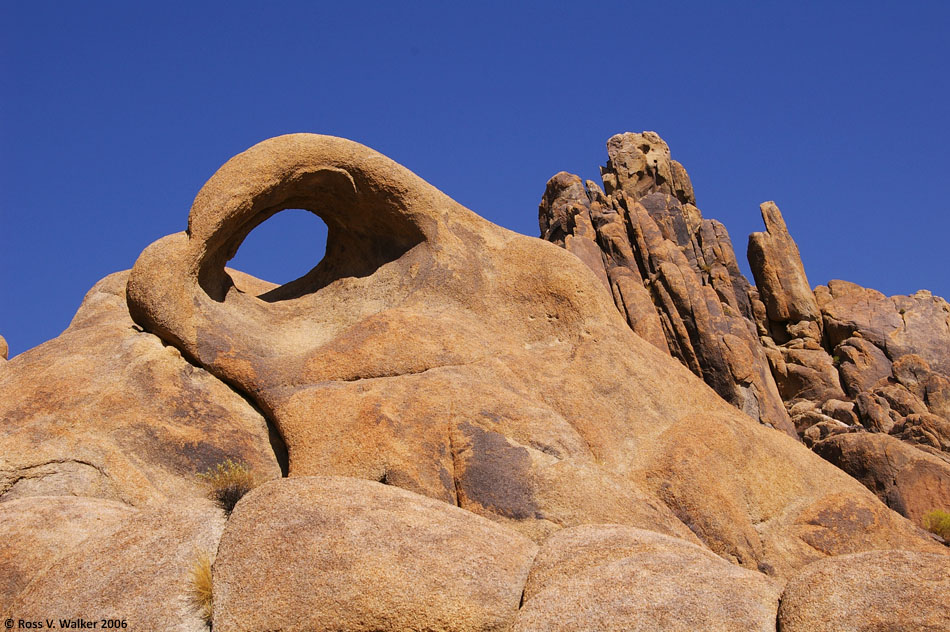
xmin=188 ymin=551 xmax=214 ymax=624
xmin=198 ymin=458 xmax=259 ymax=515
xmin=922 ymin=509 xmax=950 ymax=541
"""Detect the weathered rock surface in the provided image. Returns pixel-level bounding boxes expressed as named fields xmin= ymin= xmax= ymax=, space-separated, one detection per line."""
xmin=0 ymin=496 xmax=135 ymax=604
xmin=748 ymin=201 xmax=822 ymax=339
xmin=213 ymin=476 xmax=537 ymax=632
xmin=123 ymin=133 xmax=944 ymax=576
xmin=0 ymin=334 xmax=7 ymax=361
xmin=539 ymin=134 xmax=793 ymax=435
xmin=0 ymin=270 xmax=283 ymax=507
xmin=2 ymin=133 xmax=948 ymax=628
xmin=813 ymin=431 xmax=950 ymax=523
xmin=816 ymin=281 xmax=950 ymax=373
xmin=7 ymin=502 xmax=224 ymax=632
xmin=539 ymin=130 xmax=950 ymax=541
xmin=514 ymin=525 xmax=781 ymax=631
xmin=778 ymin=550 xmax=950 ymax=631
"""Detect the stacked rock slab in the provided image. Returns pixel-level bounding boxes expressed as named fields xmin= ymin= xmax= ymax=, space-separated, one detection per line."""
xmin=539 ymin=131 xmax=950 ymax=534
xmin=540 ymin=132 xmax=794 ymax=436
xmin=1 ymin=134 xmax=947 ymax=629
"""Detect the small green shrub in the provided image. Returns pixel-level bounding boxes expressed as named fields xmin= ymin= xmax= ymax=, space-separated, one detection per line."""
xmin=922 ymin=509 xmax=950 ymax=541
xmin=198 ymin=458 xmax=258 ymax=514
xmin=188 ymin=552 xmax=213 ymax=624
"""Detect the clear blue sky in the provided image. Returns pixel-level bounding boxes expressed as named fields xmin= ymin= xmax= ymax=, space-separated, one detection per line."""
xmin=2 ymin=1 xmax=948 ymax=356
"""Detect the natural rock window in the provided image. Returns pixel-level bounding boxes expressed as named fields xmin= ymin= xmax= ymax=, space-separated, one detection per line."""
xmin=227 ymin=209 xmax=328 ymax=296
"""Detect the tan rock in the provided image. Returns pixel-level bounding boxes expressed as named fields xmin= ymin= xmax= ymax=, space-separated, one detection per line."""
xmin=777 ymin=550 xmax=950 ymax=631
xmin=893 ymin=354 xmax=950 ymax=420
xmin=602 ymin=131 xmax=695 ymax=204
xmin=8 ymin=503 xmax=224 ymax=632
xmin=892 ymin=412 xmax=950 ymax=453
xmin=124 ymin=134 xmax=942 ymax=577
xmin=821 ymin=399 xmax=858 ymax=426
xmin=212 ymin=476 xmax=537 ymax=632
xmin=0 ymin=334 xmax=7 ymax=361
xmin=770 ymin=346 xmax=846 ymax=402
xmin=812 ymin=431 xmax=950 ymax=524
xmin=854 ymin=390 xmax=899 ymax=433
xmin=835 ymin=336 xmax=892 ymax=396
xmin=0 ymin=496 xmax=135 ymax=604
xmin=816 ymin=281 xmax=950 ymax=374
xmin=0 ymin=271 xmax=283 ymax=507
xmin=747 ymin=201 xmax=821 ymax=335
xmin=514 ymin=525 xmax=781 ymax=632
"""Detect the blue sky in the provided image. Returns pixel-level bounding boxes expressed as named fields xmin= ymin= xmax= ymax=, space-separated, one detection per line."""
xmin=2 ymin=1 xmax=948 ymax=356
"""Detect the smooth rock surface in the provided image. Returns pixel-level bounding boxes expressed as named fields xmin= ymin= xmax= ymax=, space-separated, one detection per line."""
xmin=778 ymin=550 xmax=950 ymax=631
xmin=212 ymin=476 xmax=538 ymax=632
xmin=8 ymin=503 xmax=224 ymax=632
xmin=0 ymin=496 xmax=135 ymax=604
xmin=515 ymin=525 xmax=781 ymax=632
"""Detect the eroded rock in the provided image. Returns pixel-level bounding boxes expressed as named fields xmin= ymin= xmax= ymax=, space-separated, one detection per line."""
xmin=0 ymin=271 xmax=282 ymax=507
xmin=212 ymin=476 xmax=537 ymax=632
xmin=778 ymin=551 xmax=950 ymax=632
xmin=514 ymin=525 xmax=781 ymax=632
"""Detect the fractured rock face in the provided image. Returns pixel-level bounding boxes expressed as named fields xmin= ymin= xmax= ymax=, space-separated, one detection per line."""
xmin=539 ymin=135 xmax=793 ymax=435
xmin=812 ymin=431 xmax=950 ymax=524
xmin=539 ymin=130 xmax=950 ymax=543
xmin=747 ymin=201 xmax=821 ymax=340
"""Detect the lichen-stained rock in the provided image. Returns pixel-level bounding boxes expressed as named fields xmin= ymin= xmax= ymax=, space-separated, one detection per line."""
xmin=0 ymin=270 xmax=282 ymax=507
xmin=127 ymin=134 xmax=944 ymax=576
xmin=777 ymin=551 xmax=950 ymax=632
xmin=514 ymin=525 xmax=781 ymax=632
xmin=0 ymin=496 xmax=135 ymax=604
xmin=812 ymin=431 xmax=950 ymax=525
xmin=212 ymin=476 xmax=537 ymax=632
xmin=8 ymin=503 xmax=224 ymax=632
xmin=747 ymin=201 xmax=822 ymax=339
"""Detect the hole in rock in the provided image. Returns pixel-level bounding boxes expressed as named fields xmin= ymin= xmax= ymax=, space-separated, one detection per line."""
xmin=228 ymin=209 xmax=328 ymax=295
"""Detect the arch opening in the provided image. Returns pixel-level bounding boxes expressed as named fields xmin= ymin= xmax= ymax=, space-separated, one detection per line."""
xmin=227 ymin=209 xmax=329 ymax=297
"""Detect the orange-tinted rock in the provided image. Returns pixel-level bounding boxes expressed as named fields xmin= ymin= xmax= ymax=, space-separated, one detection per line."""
xmin=0 ymin=271 xmax=283 ymax=507
xmin=778 ymin=551 xmax=950 ymax=632
xmin=8 ymin=503 xmax=224 ymax=632
xmin=539 ymin=134 xmax=791 ymax=435
xmin=212 ymin=476 xmax=537 ymax=632
xmin=0 ymin=496 xmax=135 ymax=604
xmin=835 ymin=336 xmax=892 ymax=397
xmin=812 ymin=431 xmax=950 ymax=525
xmin=124 ymin=134 xmax=941 ymax=576
xmin=747 ymin=201 xmax=821 ymax=337
xmin=816 ymin=282 xmax=950 ymax=373
xmin=514 ymin=525 xmax=781 ymax=632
